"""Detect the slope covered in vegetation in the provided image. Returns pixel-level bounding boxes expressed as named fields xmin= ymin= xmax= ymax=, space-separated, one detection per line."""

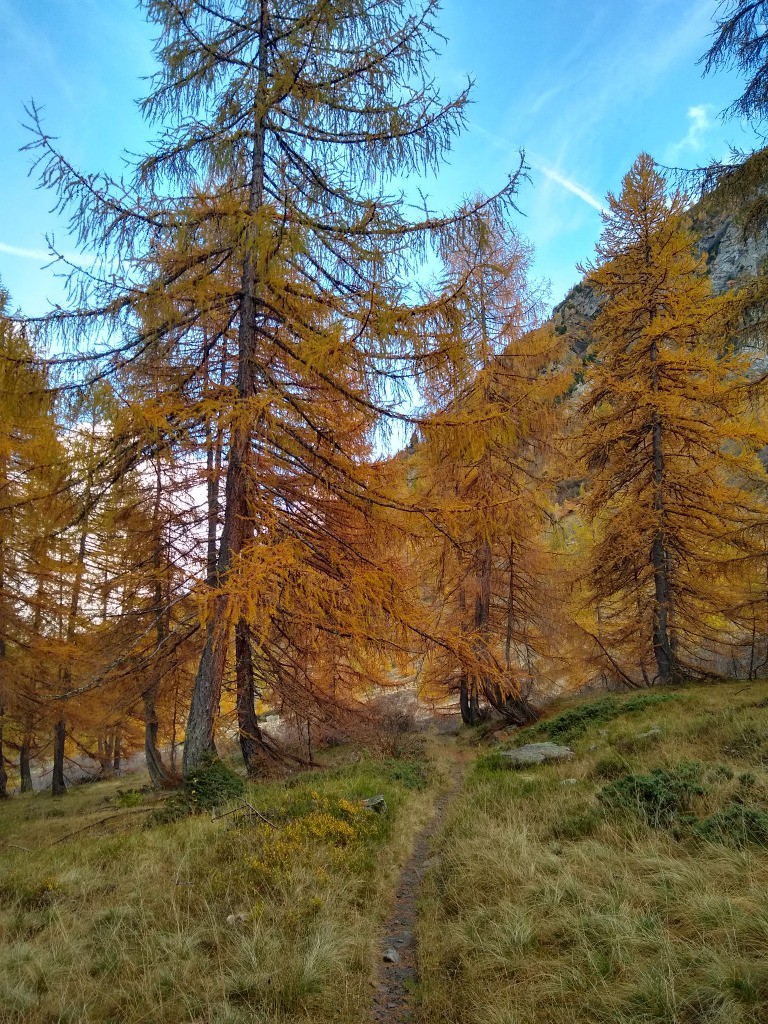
xmin=0 ymin=748 xmax=439 ymax=1024
xmin=418 ymin=679 xmax=768 ymax=1024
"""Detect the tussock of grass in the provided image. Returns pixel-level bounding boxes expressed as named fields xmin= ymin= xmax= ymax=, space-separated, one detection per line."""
xmin=418 ymin=680 xmax=768 ymax=1024
xmin=0 ymin=752 xmax=439 ymax=1024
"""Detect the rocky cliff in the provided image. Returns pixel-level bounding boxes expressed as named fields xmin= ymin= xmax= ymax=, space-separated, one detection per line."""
xmin=551 ymin=156 xmax=768 ymax=349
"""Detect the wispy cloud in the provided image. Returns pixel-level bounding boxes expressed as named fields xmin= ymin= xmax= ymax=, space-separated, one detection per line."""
xmin=0 ymin=241 xmax=90 ymax=265
xmin=668 ymin=103 xmax=714 ymax=159
xmin=468 ymin=121 xmax=604 ymax=215
xmin=530 ymin=160 xmax=606 ymax=213
xmin=0 ymin=241 xmax=55 ymax=261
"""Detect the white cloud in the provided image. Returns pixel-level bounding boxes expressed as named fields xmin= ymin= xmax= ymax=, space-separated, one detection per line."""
xmin=0 ymin=241 xmax=54 ymax=261
xmin=467 ymin=122 xmax=605 ymax=215
xmin=530 ymin=159 xmax=606 ymax=214
xmin=668 ymin=104 xmax=714 ymax=159
xmin=0 ymin=241 xmax=90 ymax=265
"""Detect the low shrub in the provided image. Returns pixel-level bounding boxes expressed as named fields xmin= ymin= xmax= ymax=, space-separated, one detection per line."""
xmin=149 ymin=755 xmax=245 ymax=824
xmin=114 ymin=788 xmax=145 ymax=808
xmin=693 ymin=805 xmax=768 ymax=848
xmin=598 ymin=762 xmax=705 ymax=828
xmin=532 ymin=693 xmax=676 ymax=744
xmin=249 ymin=791 xmax=386 ymax=886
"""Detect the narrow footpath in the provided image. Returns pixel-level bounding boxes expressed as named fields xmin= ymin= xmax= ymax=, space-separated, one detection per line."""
xmin=372 ymin=745 xmax=467 ymax=1024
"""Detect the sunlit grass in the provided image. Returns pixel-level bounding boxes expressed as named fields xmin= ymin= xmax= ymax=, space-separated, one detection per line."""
xmin=0 ymin=748 xmax=442 ymax=1024
xmin=417 ymin=680 xmax=768 ymax=1024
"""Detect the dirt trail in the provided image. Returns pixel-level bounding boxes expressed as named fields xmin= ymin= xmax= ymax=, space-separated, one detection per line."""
xmin=372 ymin=745 xmax=468 ymax=1024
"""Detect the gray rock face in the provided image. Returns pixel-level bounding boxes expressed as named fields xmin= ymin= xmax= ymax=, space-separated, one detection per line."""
xmin=500 ymin=742 xmax=574 ymax=766
xmin=699 ymin=215 xmax=768 ymax=295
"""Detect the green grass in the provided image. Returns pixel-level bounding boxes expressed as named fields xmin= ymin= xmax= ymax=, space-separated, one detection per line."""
xmin=417 ymin=680 xmax=768 ymax=1024
xmin=0 ymin=750 xmax=441 ymax=1024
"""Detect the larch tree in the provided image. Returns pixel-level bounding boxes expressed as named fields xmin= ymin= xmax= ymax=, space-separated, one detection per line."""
xmin=702 ymin=0 xmax=768 ymax=125
xmin=24 ymin=0 xmax=526 ymax=775
xmin=0 ymin=284 xmax=67 ymax=796
xmin=576 ymin=153 xmax=767 ymax=685
xmin=415 ymin=218 xmax=567 ymax=724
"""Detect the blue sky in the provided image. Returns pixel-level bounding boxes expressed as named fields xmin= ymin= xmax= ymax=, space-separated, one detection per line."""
xmin=0 ymin=0 xmax=761 ymax=317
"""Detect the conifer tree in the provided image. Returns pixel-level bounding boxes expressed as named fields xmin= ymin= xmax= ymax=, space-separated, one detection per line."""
xmin=25 ymin=0 xmax=525 ymax=773
xmin=577 ymin=154 xmax=766 ymax=684
xmin=0 ymin=283 xmax=66 ymax=795
xmin=415 ymin=220 xmax=566 ymax=723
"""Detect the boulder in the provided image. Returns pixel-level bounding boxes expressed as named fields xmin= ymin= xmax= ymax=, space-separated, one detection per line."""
xmin=500 ymin=742 xmax=574 ymax=766
xmin=364 ymin=794 xmax=388 ymax=814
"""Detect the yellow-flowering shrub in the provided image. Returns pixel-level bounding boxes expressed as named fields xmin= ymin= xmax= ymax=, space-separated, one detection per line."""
xmin=249 ymin=793 xmax=381 ymax=885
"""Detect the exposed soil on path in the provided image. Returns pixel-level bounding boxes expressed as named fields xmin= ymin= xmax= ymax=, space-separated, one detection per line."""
xmin=372 ymin=749 xmax=467 ymax=1024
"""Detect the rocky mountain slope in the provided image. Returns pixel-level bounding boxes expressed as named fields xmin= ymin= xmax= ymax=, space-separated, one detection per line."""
xmin=552 ymin=154 xmax=768 ymax=348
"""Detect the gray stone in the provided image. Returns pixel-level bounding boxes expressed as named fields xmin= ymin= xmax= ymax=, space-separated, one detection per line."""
xmin=561 ymin=778 xmax=579 ymax=785
xmin=500 ymin=742 xmax=574 ymax=766
xmin=383 ymin=947 xmax=401 ymax=964
xmin=364 ymin=795 xmax=388 ymax=814
xmin=635 ymin=726 xmax=662 ymax=740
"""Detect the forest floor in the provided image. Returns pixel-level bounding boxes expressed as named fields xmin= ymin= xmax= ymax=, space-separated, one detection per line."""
xmin=3 ymin=680 xmax=768 ymax=1024
xmin=0 ymin=731 xmax=461 ymax=1024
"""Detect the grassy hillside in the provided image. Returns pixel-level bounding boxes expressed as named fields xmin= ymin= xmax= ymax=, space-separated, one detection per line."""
xmin=418 ymin=680 xmax=768 ymax=1024
xmin=0 ymin=749 xmax=439 ymax=1024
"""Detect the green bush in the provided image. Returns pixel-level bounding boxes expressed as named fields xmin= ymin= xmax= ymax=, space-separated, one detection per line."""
xmin=184 ymin=755 xmax=245 ymax=809
xmin=693 ymin=805 xmax=768 ymax=848
xmin=532 ymin=693 xmax=675 ymax=744
xmin=598 ymin=762 xmax=705 ymax=828
xmin=149 ymin=755 xmax=244 ymax=824
xmin=114 ymin=788 xmax=145 ymax=808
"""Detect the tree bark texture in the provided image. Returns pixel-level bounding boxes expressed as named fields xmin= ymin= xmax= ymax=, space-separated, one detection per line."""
xmin=52 ymin=718 xmax=67 ymax=796
xmin=19 ymin=739 xmax=33 ymax=793
xmin=0 ymin=705 xmax=8 ymax=798
xmin=236 ymin=618 xmax=267 ymax=776
xmin=184 ymin=22 xmax=268 ymax=776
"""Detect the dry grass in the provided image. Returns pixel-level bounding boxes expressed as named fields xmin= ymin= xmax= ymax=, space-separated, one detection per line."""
xmin=0 ymin=746 xmax=444 ymax=1024
xmin=417 ymin=680 xmax=768 ymax=1024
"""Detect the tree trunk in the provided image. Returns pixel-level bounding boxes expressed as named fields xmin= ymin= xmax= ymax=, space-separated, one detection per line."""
xmin=0 ymin=704 xmax=8 ymax=798
xmin=651 ymin=412 xmax=674 ymax=684
xmin=504 ymin=539 xmax=515 ymax=669
xmin=112 ymin=729 xmax=121 ymax=774
xmin=144 ymin=454 xmax=173 ymax=788
xmin=52 ymin=718 xmax=67 ymax=796
xmin=236 ymin=618 xmax=266 ymax=776
xmin=184 ymin=30 xmax=268 ymax=777
xmin=144 ymin=686 xmax=171 ymax=787
xmin=19 ymin=737 xmax=33 ymax=793
xmin=459 ymin=676 xmax=481 ymax=725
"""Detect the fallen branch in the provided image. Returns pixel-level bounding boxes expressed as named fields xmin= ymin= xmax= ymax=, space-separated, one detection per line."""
xmin=48 ymin=806 xmax=153 ymax=845
xmin=211 ymin=799 xmax=278 ymax=829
